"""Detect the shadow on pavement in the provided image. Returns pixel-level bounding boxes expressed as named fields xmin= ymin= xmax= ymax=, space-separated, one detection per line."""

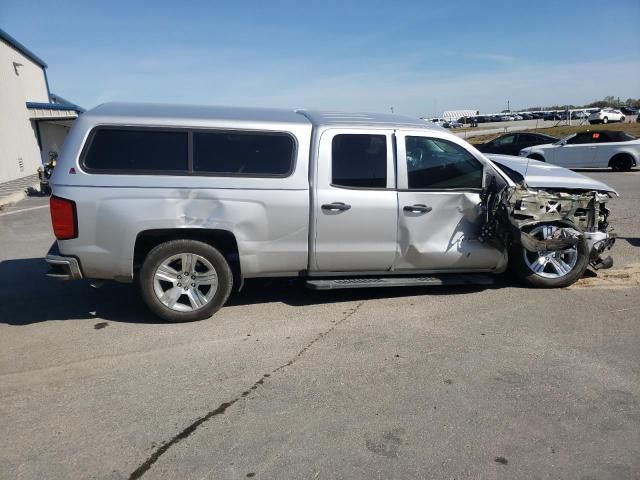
xmin=619 ymin=236 xmax=640 ymax=247
xmin=0 ymin=258 xmax=162 ymax=326
xmin=0 ymin=257 xmax=509 ymax=326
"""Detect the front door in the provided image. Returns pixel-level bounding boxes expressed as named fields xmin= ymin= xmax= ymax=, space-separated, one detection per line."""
xmin=550 ymin=132 xmax=597 ymax=168
xmin=394 ymin=130 xmax=506 ymax=271
xmin=312 ymin=129 xmax=398 ymax=272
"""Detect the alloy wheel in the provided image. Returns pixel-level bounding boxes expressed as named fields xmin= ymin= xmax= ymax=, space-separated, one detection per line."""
xmin=152 ymin=253 xmax=218 ymax=311
xmin=522 ymin=225 xmax=578 ymax=279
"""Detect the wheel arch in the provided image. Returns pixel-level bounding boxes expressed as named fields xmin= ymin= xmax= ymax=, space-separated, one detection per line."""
xmin=134 ymin=228 xmax=242 ymax=290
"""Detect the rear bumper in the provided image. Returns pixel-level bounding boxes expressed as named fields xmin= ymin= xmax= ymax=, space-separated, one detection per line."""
xmin=45 ymin=242 xmax=83 ymax=280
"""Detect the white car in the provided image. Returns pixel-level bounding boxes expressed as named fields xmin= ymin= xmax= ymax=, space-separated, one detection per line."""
xmin=588 ymin=108 xmax=625 ymax=124
xmin=519 ymin=130 xmax=639 ymax=170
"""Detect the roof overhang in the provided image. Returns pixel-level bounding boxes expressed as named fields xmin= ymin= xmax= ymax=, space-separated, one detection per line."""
xmin=26 ymin=102 xmax=82 ymax=121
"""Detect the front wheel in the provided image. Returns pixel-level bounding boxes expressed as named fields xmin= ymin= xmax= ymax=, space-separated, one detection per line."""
xmin=510 ymin=224 xmax=589 ymax=288
xmin=139 ymin=240 xmax=233 ymax=322
xmin=602 ymin=117 xmax=609 ymax=124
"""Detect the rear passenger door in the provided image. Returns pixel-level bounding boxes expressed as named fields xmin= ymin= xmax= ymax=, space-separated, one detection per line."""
xmin=394 ymin=130 xmax=506 ymax=272
xmin=313 ymin=129 xmax=398 ymax=272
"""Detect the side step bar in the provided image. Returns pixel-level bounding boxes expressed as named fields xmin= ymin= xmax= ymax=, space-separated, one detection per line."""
xmin=305 ymin=274 xmax=495 ymax=290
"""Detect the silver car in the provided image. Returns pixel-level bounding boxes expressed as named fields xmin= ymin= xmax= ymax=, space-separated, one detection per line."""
xmin=46 ymin=103 xmax=617 ymax=322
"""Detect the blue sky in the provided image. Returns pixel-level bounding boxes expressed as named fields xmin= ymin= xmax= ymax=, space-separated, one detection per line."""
xmin=2 ymin=0 xmax=639 ymax=115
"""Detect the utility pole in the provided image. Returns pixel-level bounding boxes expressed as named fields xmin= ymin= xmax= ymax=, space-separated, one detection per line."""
xmin=390 ymin=106 xmax=394 ymax=114
xmin=507 ymin=99 xmax=510 ymax=112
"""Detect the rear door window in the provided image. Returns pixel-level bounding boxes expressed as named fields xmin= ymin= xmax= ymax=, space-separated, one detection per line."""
xmin=331 ymin=134 xmax=387 ymax=188
xmin=83 ymin=128 xmax=188 ymax=172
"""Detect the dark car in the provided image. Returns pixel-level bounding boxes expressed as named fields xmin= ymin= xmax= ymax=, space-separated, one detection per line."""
xmin=475 ymin=132 xmax=559 ymax=156
xmin=620 ymin=106 xmax=639 ymax=115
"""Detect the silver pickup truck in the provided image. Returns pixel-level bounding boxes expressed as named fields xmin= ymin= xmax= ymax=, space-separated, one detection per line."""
xmin=46 ymin=103 xmax=616 ymax=322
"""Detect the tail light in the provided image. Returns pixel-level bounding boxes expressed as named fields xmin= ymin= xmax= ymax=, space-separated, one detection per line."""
xmin=50 ymin=196 xmax=78 ymax=240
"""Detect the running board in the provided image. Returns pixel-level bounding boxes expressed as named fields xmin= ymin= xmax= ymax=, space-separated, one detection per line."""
xmin=305 ymin=274 xmax=495 ymax=290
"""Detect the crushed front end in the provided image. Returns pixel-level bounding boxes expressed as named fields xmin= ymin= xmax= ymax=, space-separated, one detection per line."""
xmin=479 ymin=178 xmax=616 ymax=270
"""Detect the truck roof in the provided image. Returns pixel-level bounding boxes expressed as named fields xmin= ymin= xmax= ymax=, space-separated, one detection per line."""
xmin=298 ymin=110 xmax=441 ymax=130
xmin=84 ymin=102 xmax=308 ymax=129
xmin=82 ymin=102 xmax=441 ymax=132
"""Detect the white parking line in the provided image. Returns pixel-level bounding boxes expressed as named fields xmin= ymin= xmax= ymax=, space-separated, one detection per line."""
xmin=0 ymin=205 xmax=49 ymax=217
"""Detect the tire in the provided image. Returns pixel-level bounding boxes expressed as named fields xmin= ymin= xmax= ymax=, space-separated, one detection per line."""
xmin=139 ymin=239 xmax=233 ymax=322
xmin=610 ymin=154 xmax=634 ymax=172
xmin=602 ymin=117 xmax=609 ymax=124
xmin=620 ymin=116 xmax=625 ymax=122
xmin=509 ymin=223 xmax=589 ymax=288
xmin=527 ymin=154 xmax=545 ymax=162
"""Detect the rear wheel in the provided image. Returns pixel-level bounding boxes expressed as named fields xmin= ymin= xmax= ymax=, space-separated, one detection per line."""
xmin=602 ymin=117 xmax=609 ymax=124
xmin=510 ymin=224 xmax=589 ymax=288
xmin=610 ymin=154 xmax=634 ymax=172
xmin=140 ymin=239 xmax=233 ymax=322
xmin=620 ymin=116 xmax=626 ymax=122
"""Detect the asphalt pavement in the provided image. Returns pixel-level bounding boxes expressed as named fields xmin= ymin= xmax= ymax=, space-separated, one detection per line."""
xmin=1 ymin=170 xmax=639 ymax=480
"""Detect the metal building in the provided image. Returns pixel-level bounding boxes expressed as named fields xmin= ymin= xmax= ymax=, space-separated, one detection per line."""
xmin=0 ymin=29 xmax=83 ymax=185
xmin=442 ymin=110 xmax=479 ymax=121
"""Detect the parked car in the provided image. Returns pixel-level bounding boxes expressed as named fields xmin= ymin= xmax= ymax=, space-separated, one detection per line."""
xmin=512 ymin=114 xmax=524 ymax=121
xmin=446 ymin=120 xmax=464 ymax=129
xmin=544 ymin=112 xmax=561 ymax=121
xmin=620 ymin=106 xmax=638 ymax=115
xmin=46 ymin=103 xmax=617 ymax=321
xmin=520 ymin=130 xmax=639 ymax=170
xmin=475 ymin=132 xmax=559 ymax=156
xmin=571 ymin=110 xmax=587 ymax=119
xmin=588 ymin=108 xmax=625 ymax=124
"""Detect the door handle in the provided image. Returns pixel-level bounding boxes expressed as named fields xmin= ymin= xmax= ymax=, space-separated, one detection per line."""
xmin=321 ymin=202 xmax=351 ymax=211
xmin=403 ymin=204 xmax=432 ymax=214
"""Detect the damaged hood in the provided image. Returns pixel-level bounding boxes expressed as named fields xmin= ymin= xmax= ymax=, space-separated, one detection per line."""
xmin=487 ymin=154 xmax=617 ymax=194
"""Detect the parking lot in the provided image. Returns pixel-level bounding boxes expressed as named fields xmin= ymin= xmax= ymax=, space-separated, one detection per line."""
xmin=1 ymin=170 xmax=639 ymax=479
xmin=454 ymin=116 xmax=639 ymax=140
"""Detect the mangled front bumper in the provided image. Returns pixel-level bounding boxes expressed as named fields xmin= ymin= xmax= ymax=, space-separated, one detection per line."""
xmin=583 ymin=231 xmax=616 ymax=269
xmin=480 ymin=178 xmax=617 ymax=270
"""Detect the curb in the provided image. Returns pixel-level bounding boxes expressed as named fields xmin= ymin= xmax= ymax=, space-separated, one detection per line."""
xmin=0 ymin=182 xmax=40 ymax=210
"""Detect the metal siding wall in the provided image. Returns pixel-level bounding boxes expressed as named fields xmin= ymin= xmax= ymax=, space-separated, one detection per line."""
xmin=38 ymin=122 xmax=70 ymax=161
xmin=0 ymin=39 xmax=49 ymax=183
